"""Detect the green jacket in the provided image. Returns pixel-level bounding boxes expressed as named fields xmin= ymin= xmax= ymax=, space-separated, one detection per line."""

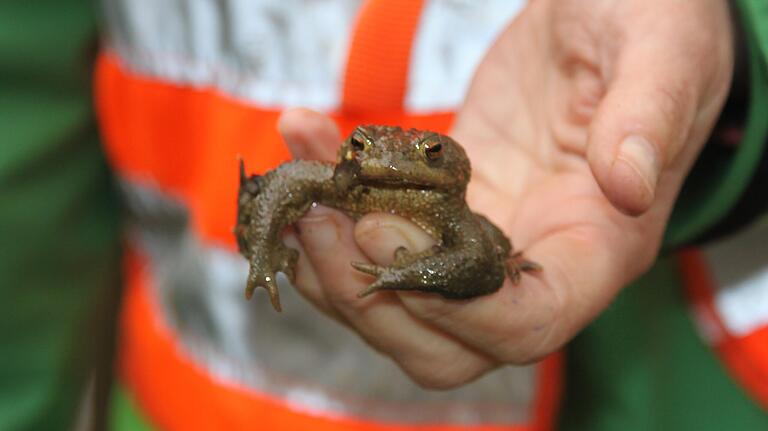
xmin=0 ymin=1 xmax=122 ymax=430
xmin=561 ymin=2 xmax=768 ymax=429
xmin=0 ymin=0 xmax=765 ymax=430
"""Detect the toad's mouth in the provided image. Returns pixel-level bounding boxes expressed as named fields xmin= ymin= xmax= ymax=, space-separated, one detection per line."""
xmin=359 ymin=176 xmax=440 ymax=191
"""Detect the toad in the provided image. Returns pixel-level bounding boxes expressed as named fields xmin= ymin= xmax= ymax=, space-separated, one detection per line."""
xmin=235 ymin=125 xmax=540 ymax=311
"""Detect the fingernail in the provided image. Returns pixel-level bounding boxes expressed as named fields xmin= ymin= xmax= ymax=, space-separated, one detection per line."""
xmin=615 ymin=135 xmax=660 ymax=197
xmin=356 ymin=224 xmax=415 ymax=266
xmin=300 ymin=204 xmax=336 ymax=221
xmin=357 ymin=217 xmax=433 ymax=250
xmin=358 ymin=222 xmax=416 ymax=249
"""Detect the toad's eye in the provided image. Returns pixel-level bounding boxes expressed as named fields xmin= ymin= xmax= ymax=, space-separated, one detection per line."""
xmin=351 ymin=131 xmax=370 ymax=152
xmin=423 ymin=140 xmax=444 ymax=161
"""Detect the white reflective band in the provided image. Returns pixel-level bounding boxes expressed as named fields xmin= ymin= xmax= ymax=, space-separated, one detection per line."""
xmin=103 ymin=0 xmax=362 ymax=110
xmin=103 ymin=0 xmax=525 ymax=112
xmin=702 ymin=222 xmax=768 ymax=337
xmin=690 ymin=302 xmax=725 ymax=345
xmin=406 ymin=0 xmax=525 ymax=112
xmin=714 ymin=269 xmax=768 ymax=337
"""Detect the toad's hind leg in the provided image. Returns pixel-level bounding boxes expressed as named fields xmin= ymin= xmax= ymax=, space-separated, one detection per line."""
xmin=393 ymin=245 xmax=442 ymax=266
xmin=474 ymin=213 xmax=541 ymax=285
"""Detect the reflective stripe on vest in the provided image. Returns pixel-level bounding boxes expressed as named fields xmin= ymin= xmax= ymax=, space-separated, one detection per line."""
xmin=679 ymin=221 xmax=768 ymax=409
xmin=97 ymin=0 xmax=564 ymax=429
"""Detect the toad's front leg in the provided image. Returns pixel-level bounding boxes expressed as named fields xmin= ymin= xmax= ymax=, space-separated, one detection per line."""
xmin=236 ymin=160 xmax=335 ymax=311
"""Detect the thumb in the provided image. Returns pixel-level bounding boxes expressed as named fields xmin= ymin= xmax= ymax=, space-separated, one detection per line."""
xmin=586 ymin=40 xmax=703 ymax=215
xmin=278 ymin=108 xmax=342 ymax=162
xmin=354 ymin=214 xmax=435 ymax=266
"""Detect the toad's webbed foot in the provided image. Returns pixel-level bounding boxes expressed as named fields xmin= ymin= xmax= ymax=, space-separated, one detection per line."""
xmin=351 ymin=262 xmax=401 ymax=298
xmin=245 ymin=269 xmax=280 ymax=311
xmin=352 ymin=245 xmax=447 ymax=298
xmin=506 ymin=251 xmax=542 ymax=285
xmin=245 ymin=245 xmax=299 ymax=312
xmin=475 ymin=212 xmax=542 ymax=285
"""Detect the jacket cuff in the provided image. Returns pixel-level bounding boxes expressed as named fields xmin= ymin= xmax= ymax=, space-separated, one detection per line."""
xmin=663 ymin=0 xmax=768 ymax=248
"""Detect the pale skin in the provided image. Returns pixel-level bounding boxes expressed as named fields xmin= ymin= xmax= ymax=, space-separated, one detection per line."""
xmin=275 ymin=0 xmax=734 ymax=389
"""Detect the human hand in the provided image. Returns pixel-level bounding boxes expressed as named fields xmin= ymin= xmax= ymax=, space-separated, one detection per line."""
xmin=277 ymin=0 xmax=734 ymax=388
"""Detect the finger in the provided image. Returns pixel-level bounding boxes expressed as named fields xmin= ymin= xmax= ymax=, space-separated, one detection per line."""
xmin=278 ymin=108 xmax=341 ymax=161
xmin=375 ymin=175 xmax=650 ymax=364
xmin=296 ymin=208 xmax=495 ymax=388
xmin=397 ymin=223 xmax=627 ymax=365
xmin=353 ymin=213 xmax=436 ymax=264
xmin=354 ymin=213 xmax=559 ymax=364
xmin=281 ymin=229 xmax=345 ymax=322
xmin=586 ymin=18 xmax=727 ymax=215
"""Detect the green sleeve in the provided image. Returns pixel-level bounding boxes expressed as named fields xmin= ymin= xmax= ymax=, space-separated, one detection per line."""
xmin=664 ymin=0 xmax=768 ymax=247
xmin=0 ymin=1 xmax=122 ymax=430
xmin=559 ymin=257 xmax=768 ymax=431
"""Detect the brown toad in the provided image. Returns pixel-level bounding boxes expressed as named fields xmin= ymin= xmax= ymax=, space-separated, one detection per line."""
xmin=235 ymin=125 xmax=540 ymax=311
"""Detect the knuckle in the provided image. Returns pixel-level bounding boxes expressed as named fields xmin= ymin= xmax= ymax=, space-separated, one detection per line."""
xmin=409 ymin=372 xmax=464 ymax=390
xmin=401 ymin=360 xmax=483 ymax=390
xmin=653 ymin=83 xmax=692 ymax=131
xmin=326 ymin=288 xmax=360 ymax=310
xmin=406 ymin=300 xmax=460 ymax=323
xmin=322 ymin=280 xmax=373 ymax=312
xmin=394 ymin=347 xmax=494 ymax=390
xmin=491 ymin=235 xmax=585 ymax=366
xmin=496 ymin=321 xmax=561 ymax=365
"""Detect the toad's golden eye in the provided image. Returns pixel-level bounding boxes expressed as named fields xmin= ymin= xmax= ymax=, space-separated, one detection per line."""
xmin=351 ymin=131 xmax=370 ymax=152
xmin=423 ymin=140 xmax=444 ymax=161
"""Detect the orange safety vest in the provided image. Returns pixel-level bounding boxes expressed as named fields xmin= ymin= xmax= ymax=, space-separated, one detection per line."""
xmin=679 ymin=224 xmax=768 ymax=408
xmin=95 ymin=1 xmax=562 ymax=429
xmin=96 ymin=0 xmax=768 ymax=428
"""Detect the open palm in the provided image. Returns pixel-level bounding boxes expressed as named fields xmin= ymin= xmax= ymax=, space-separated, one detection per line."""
xmin=278 ymin=0 xmax=733 ymax=388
